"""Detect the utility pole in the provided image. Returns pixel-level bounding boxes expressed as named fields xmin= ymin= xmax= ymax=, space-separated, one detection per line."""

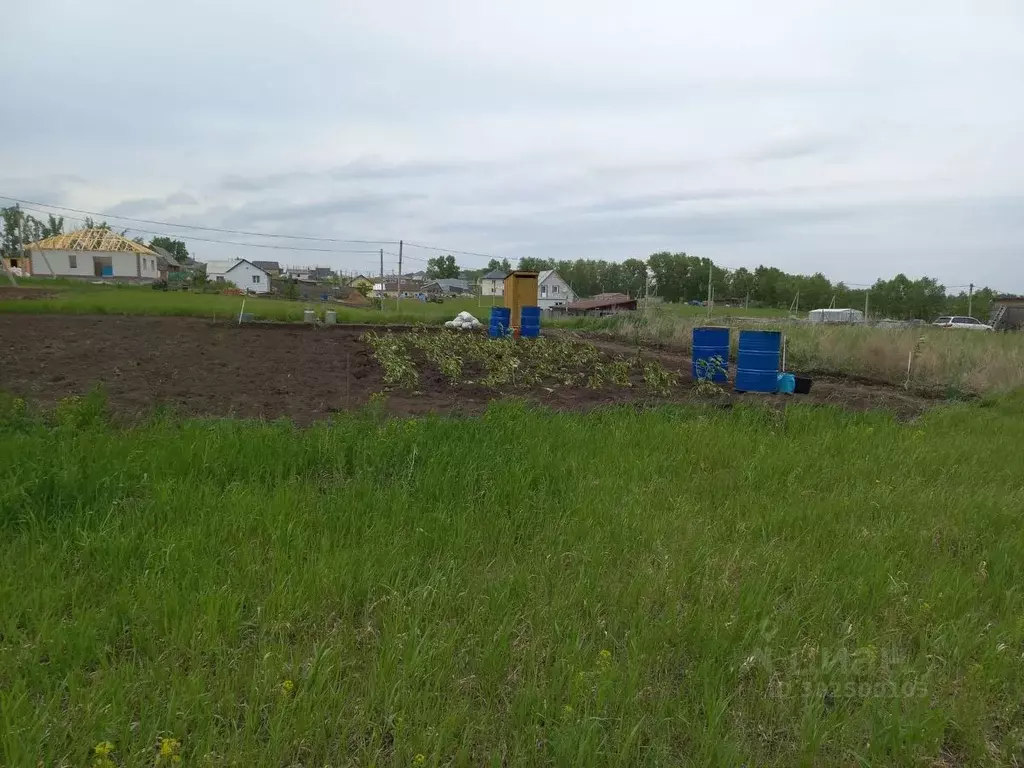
xmin=706 ymin=261 xmax=713 ymax=316
xmin=396 ymin=239 xmax=403 ymax=311
xmin=864 ymin=291 xmax=870 ymax=322
xmin=379 ymin=248 xmax=384 ymax=310
xmin=968 ymin=282 xmax=974 ymax=317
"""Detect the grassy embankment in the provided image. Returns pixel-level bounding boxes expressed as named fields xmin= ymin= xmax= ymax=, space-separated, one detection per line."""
xmin=2 ymin=391 xmax=1024 ymax=766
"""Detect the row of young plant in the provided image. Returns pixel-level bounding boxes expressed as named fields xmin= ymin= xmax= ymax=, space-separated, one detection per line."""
xmin=360 ymin=329 xmax=684 ymax=395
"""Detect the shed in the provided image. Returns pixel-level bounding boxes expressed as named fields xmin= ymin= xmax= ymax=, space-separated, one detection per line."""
xmin=504 ymin=271 xmax=539 ymax=328
xmin=565 ymin=293 xmax=637 ymax=316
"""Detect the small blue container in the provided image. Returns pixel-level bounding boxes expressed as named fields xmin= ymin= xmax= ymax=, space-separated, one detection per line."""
xmin=692 ymin=326 xmax=730 ymax=382
xmin=776 ymin=372 xmax=796 ymax=394
xmin=489 ymin=306 xmax=512 ymax=338
xmin=520 ymin=306 xmax=541 ymax=338
xmin=735 ymin=330 xmax=782 ymax=393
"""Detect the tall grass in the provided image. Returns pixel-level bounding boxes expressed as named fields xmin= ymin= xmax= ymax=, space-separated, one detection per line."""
xmin=573 ymin=309 xmax=1024 ymax=394
xmin=2 ymin=392 xmax=1024 ymax=766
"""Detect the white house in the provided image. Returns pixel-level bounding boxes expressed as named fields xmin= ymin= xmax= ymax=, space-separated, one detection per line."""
xmin=26 ymin=228 xmax=161 ymax=280
xmin=537 ymin=270 xmax=576 ymax=309
xmin=479 ymin=269 xmax=507 ymax=297
xmin=205 ymin=259 xmax=270 ymax=294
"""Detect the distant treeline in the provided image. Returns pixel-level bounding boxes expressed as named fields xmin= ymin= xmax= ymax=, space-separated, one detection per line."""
xmin=464 ymin=253 xmax=996 ymax=320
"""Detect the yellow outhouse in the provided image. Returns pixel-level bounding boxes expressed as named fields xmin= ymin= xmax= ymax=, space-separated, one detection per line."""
xmin=503 ymin=271 xmax=539 ymax=329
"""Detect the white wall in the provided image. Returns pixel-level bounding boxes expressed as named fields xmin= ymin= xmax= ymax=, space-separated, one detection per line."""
xmin=30 ymin=249 xmax=160 ymax=279
xmin=212 ymin=261 xmax=270 ymax=293
xmin=538 ymin=272 xmax=575 ymax=308
xmin=31 ymin=249 xmax=94 ymax=277
xmin=480 ymin=277 xmax=504 ymax=297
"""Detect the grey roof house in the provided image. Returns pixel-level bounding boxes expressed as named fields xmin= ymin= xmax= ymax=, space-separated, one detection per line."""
xmin=422 ymin=278 xmax=471 ymax=294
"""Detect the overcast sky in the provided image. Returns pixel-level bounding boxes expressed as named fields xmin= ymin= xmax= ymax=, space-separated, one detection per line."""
xmin=2 ymin=1 xmax=1022 ymax=289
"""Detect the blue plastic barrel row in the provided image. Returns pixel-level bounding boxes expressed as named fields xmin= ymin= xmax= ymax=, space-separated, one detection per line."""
xmin=692 ymin=326 xmax=730 ymax=383
xmin=692 ymin=326 xmax=782 ymax=393
xmin=489 ymin=306 xmax=511 ymax=338
xmin=519 ymin=306 xmax=541 ymax=338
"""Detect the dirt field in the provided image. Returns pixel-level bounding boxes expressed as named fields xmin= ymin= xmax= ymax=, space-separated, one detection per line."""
xmin=0 ymin=315 xmax=939 ymax=422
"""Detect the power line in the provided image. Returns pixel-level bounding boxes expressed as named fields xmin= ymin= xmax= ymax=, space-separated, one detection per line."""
xmin=404 ymin=241 xmax=509 ymax=260
xmin=0 ymin=194 xmax=397 ymax=245
xmin=14 ymin=204 xmax=384 ymax=255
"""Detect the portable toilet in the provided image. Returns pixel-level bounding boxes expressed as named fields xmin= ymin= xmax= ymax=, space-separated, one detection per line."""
xmin=503 ymin=271 xmax=539 ymax=330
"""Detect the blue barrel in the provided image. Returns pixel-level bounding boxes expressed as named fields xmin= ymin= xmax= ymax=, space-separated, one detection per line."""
xmin=489 ymin=306 xmax=511 ymax=338
xmin=520 ymin=306 xmax=541 ymax=338
xmin=692 ymin=326 xmax=730 ymax=382
xmin=735 ymin=330 xmax=782 ymax=393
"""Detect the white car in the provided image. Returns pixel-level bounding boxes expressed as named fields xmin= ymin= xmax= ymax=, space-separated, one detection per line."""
xmin=932 ymin=315 xmax=994 ymax=331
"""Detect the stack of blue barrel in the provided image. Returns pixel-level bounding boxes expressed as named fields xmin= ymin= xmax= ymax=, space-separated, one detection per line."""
xmin=691 ymin=327 xmax=730 ymax=382
xmin=519 ymin=306 xmax=541 ymax=338
xmin=489 ymin=306 xmax=512 ymax=338
xmin=735 ymin=330 xmax=782 ymax=393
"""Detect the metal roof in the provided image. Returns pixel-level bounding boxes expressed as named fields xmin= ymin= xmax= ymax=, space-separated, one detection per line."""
xmin=27 ymin=228 xmax=155 ymax=255
xmin=567 ymin=293 xmax=636 ymax=310
xmin=481 ymin=269 xmax=507 ymax=280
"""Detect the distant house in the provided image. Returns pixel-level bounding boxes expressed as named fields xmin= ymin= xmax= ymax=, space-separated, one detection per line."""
xmin=24 ymin=228 xmax=160 ymax=280
xmin=349 ymin=275 xmax=375 ymax=293
xmin=564 ymin=292 xmax=637 ymax=316
xmin=422 ymin=278 xmax=471 ymax=295
xmin=150 ymin=246 xmax=185 ymax=281
xmin=404 ymin=270 xmax=427 ymax=282
xmin=479 ymin=269 xmax=507 ymax=297
xmin=375 ymin=279 xmax=425 ymax=297
xmin=252 ymin=260 xmax=281 ymax=277
xmin=537 ymin=270 xmax=576 ymax=309
xmin=311 ymin=266 xmax=335 ymax=281
xmin=205 ymin=259 xmax=270 ymax=294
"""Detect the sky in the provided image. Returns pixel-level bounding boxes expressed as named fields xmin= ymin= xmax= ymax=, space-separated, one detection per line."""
xmin=1 ymin=0 xmax=1022 ymax=290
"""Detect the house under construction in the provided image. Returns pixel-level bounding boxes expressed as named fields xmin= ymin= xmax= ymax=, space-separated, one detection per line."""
xmin=23 ymin=228 xmax=161 ymax=280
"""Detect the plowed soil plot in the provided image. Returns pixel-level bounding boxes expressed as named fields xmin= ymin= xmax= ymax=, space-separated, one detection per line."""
xmin=0 ymin=315 xmax=937 ymax=422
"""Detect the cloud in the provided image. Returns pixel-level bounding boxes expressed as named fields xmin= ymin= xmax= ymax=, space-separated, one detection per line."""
xmin=0 ymin=0 xmax=1021 ymax=288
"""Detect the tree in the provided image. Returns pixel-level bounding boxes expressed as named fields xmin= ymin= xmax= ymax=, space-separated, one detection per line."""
xmin=486 ymin=257 xmax=512 ymax=273
xmin=517 ymin=257 xmax=554 ymax=272
xmin=148 ymin=237 xmax=190 ymax=264
xmin=0 ymin=206 xmax=24 ymax=257
xmin=425 ymin=254 xmax=459 ymax=279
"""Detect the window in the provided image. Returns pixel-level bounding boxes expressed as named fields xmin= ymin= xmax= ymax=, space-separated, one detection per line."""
xmin=935 ymin=317 xmax=950 ymax=324
xmin=552 ymin=284 xmax=559 ymax=294
xmin=252 ymin=274 xmax=261 ymax=284
xmin=216 ymin=276 xmax=225 ymax=282
xmin=540 ymin=284 xmax=547 ymax=296
xmin=69 ymin=254 xmax=77 ymax=269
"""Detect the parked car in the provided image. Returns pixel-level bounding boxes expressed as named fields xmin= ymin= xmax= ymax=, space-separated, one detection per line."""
xmin=932 ymin=316 xmax=994 ymax=331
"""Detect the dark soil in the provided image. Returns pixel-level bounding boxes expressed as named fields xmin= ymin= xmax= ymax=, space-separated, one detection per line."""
xmin=0 ymin=286 xmax=59 ymax=300
xmin=0 ymin=316 xmax=938 ymax=423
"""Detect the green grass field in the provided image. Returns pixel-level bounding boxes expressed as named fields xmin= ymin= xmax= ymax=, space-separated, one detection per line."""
xmin=0 ymin=282 xmax=490 ymax=324
xmin=3 ymin=391 xmax=1024 ymax=766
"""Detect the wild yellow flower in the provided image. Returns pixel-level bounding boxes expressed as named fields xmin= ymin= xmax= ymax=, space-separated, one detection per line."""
xmin=92 ymin=741 xmax=117 ymax=768
xmin=562 ymin=704 xmax=574 ymax=716
xmin=94 ymin=742 xmax=115 ymax=758
xmin=281 ymin=679 xmax=295 ymax=695
xmin=597 ymin=648 xmax=613 ymax=669
xmin=157 ymin=737 xmax=181 ymax=765
xmin=413 ymin=754 xmax=426 ymax=766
